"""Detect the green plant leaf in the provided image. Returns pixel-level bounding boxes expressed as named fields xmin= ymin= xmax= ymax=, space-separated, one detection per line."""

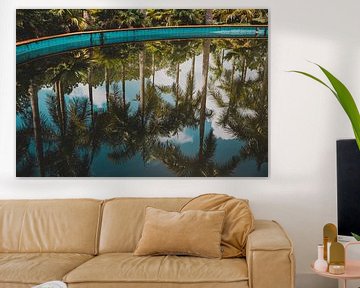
xmin=288 ymin=70 xmax=336 ymax=97
xmin=351 ymin=232 xmax=360 ymax=241
xmin=289 ymin=64 xmax=360 ymax=150
xmin=316 ymin=64 xmax=360 ymax=147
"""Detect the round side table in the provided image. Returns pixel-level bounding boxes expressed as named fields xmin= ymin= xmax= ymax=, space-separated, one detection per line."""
xmin=311 ymin=242 xmax=360 ymax=288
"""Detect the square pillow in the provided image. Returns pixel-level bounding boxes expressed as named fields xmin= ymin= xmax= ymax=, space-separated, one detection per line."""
xmin=134 ymin=207 xmax=225 ymax=258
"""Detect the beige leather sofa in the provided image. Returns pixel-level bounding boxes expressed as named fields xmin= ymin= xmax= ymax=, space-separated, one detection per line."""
xmin=0 ymin=198 xmax=295 ymax=288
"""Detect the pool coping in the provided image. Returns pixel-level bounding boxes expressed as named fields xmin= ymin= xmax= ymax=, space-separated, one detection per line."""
xmin=16 ymin=25 xmax=268 ymax=64
xmin=16 ymin=25 xmax=268 ymax=46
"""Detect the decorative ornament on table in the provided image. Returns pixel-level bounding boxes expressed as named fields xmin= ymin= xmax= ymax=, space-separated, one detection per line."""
xmin=317 ymin=223 xmax=346 ymax=275
xmin=328 ymin=242 xmax=345 ymax=275
xmin=314 ymin=244 xmax=328 ymax=272
xmin=323 ymin=223 xmax=337 ymax=262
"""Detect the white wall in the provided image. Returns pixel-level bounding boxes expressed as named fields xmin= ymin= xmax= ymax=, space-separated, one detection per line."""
xmin=1 ymin=1 xmax=360 ymax=287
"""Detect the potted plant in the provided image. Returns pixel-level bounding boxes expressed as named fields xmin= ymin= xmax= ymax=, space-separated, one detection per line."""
xmin=291 ymin=63 xmax=360 ymax=240
xmin=290 ymin=63 xmax=360 ymax=149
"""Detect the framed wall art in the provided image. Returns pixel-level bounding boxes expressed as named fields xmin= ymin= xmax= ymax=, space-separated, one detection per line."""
xmin=16 ymin=9 xmax=268 ymax=177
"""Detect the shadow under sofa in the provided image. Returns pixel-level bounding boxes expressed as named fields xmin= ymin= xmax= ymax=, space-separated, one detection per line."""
xmin=0 ymin=198 xmax=295 ymax=288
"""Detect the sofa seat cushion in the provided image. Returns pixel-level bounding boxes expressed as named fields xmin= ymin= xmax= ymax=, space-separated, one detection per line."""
xmin=0 ymin=253 xmax=93 ymax=285
xmin=64 ymin=253 xmax=248 ymax=285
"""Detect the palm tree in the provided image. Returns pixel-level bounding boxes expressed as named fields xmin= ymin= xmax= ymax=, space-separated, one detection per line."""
xmin=94 ymin=9 xmax=145 ymax=29
xmin=205 ymin=9 xmax=213 ymax=24
xmin=146 ymin=9 xmax=202 ymax=26
xmin=213 ymin=9 xmax=256 ymax=24
xmin=49 ymin=9 xmax=87 ymax=32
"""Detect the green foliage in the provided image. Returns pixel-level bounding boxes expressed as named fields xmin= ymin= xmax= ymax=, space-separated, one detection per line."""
xmin=352 ymin=232 xmax=360 ymax=241
xmin=213 ymin=9 xmax=268 ymax=25
xmin=49 ymin=9 xmax=87 ymax=31
xmin=17 ymin=9 xmax=88 ymax=41
xmin=290 ymin=64 xmax=360 ymax=150
xmin=16 ymin=9 xmax=268 ymax=42
xmin=145 ymin=9 xmax=203 ymax=26
xmin=93 ymin=9 xmax=145 ymax=30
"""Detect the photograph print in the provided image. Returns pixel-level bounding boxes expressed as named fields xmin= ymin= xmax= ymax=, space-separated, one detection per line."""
xmin=16 ymin=9 xmax=268 ymax=177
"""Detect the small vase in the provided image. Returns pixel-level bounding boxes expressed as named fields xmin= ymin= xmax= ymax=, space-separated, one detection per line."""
xmin=314 ymin=244 xmax=328 ymax=272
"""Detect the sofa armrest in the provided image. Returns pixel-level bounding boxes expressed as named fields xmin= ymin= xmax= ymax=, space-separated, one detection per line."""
xmin=246 ymin=220 xmax=295 ymax=288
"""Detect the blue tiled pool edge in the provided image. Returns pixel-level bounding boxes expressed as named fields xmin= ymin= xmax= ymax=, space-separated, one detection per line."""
xmin=16 ymin=26 xmax=268 ymax=64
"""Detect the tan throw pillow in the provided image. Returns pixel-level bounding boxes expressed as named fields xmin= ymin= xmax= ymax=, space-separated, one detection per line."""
xmin=181 ymin=194 xmax=254 ymax=258
xmin=134 ymin=207 xmax=225 ymax=258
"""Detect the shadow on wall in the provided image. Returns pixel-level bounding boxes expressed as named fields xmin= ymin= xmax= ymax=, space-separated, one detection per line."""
xmin=296 ymin=274 xmax=337 ymax=288
xmin=271 ymin=1 xmax=360 ymax=288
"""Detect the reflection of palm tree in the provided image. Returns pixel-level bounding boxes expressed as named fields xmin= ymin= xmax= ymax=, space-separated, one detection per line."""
xmin=88 ymin=65 xmax=94 ymax=122
xmin=104 ymin=96 xmax=137 ymax=164
xmin=106 ymin=79 xmax=173 ymax=166
xmin=16 ymin=129 xmax=36 ymax=176
xmin=240 ymin=57 xmax=268 ymax=169
xmin=91 ymin=46 xmax=125 ymax=111
xmin=45 ymin=96 xmax=100 ymax=176
xmin=210 ymin=39 xmax=268 ymax=170
xmin=155 ymin=129 xmax=240 ymax=176
xmin=121 ymin=64 xmax=126 ymax=109
xmin=199 ymin=39 xmax=210 ymax=160
xmin=160 ymin=40 xmax=201 ymax=116
xmin=28 ymin=82 xmax=45 ymax=176
xmin=47 ymin=51 xmax=89 ymax=134
xmin=189 ymin=55 xmax=196 ymax=99
xmin=154 ymin=38 xmax=241 ymax=176
xmin=105 ymin=66 xmax=110 ymax=108
xmin=41 ymin=51 xmax=109 ymax=176
xmin=139 ymin=47 xmax=145 ymax=126
xmin=17 ymin=36 xmax=268 ymax=177
xmin=54 ymin=79 xmax=67 ymax=135
xmin=91 ymin=44 xmax=140 ymax=113
xmin=145 ymin=43 xmax=160 ymax=87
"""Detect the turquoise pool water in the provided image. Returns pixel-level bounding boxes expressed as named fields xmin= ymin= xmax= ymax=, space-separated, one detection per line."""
xmin=16 ymin=26 xmax=268 ymax=63
xmin=16 ymin=30 xmax=268 ymax=177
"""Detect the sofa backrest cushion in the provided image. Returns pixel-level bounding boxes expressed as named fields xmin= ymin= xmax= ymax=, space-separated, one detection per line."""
xmin=181 ymin=194 xmax=254 ymax=258
xmin=99 ymin=198 xmax=189 ymax=253
xmin=0 ymin=199 xmax=102 ymax=254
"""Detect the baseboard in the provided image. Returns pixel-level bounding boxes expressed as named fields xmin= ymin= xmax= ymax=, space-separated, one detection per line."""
xmin=296 ymin=273 xmax=337 ymax=288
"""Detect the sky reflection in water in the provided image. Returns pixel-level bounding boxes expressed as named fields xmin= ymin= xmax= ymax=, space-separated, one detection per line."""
xmin=16 ymin=38 xmax=268 ymax=177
